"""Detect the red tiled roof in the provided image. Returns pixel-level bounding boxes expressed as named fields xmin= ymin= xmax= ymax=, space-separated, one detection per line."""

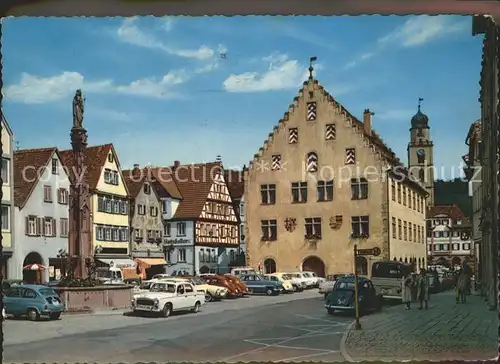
xmin=59 ymin=144 xmax=112 ymax=190
xmin=122 ymin=168 xmax=145 ymax=198
xmin=169 ymin=162 xmax=222 ymax=220
xmin=149 ymin=167 xmax=183 ymax=200
xmin=427 ymin=204 xmax=470 ymax=225
xmin=13 ymin=147 xmax=57 ymax=208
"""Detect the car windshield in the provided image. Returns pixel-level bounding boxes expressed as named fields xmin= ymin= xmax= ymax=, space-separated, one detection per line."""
xmin=140 ymin=281 xmax=153 ymax=289
xmin=150 ymin=283 xmax=176 ymax=293
xmin=291 ymin=273 xmax=301 ymax=278
xmin=191 ymin=277 xmax=203 ymax=285
xmin=335 ymin=280 xmax=356 ymax=289
xmin=311 ymin=273 xmax=317 ymax=277
xmin=38 ymin=288 xmax=57 ymax=297
xmin=95 ymin=270 xmax=112 ymax=278
xmin=282 ymin=274 xmax=292 ymax=280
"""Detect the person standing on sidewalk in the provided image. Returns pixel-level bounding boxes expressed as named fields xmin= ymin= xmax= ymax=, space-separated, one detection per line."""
xmin=402 ymin=273 xmax=412 ymax=310
xmin=417 ymin=268 xmax=429 ymax=309
xmin=456 ymin=268 xmax=469 ymax=304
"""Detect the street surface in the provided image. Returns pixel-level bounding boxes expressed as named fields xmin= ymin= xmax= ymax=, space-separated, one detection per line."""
xmin=5 ymin=290 xmax=352 ymax=362
xmin=344 ymin=290 xmax=497 ymax=361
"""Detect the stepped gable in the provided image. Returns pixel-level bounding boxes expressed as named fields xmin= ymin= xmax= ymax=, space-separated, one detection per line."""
xmin=13 ymin=147 xmax=58 ymax=208
xmin=247 ymin=78 xmax=401 ymax=170
xmin=59 ymin=144 xmax=112 ymax=189
xmin=165 ymin=161 xmax=223 ymax=220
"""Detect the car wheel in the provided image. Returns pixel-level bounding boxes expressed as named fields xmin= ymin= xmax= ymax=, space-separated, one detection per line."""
xmin=162 ymin=303 xmax=172 ymax=318
xmin=205 ymin=292 xmax=213 ymax=302
xmin=192 ymin=301 xmax=201 ymax=313
xmin=27 ymin=308 xmax=39 ymax=321
xmin=327 ymin=308 xmax=335 ymax=315
xmin=49 ymin=312 xmax=61 ymax=320
xmin=265 ymin=288 xmax=274 ymax=296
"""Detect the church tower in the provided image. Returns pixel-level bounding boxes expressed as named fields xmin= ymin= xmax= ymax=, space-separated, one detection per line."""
xmin=407 ymin=98 xmax=435 ymax=206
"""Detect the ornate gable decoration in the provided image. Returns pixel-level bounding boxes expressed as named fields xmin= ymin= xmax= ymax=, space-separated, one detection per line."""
xmin=247 ymin=78 xmax=400 ymax=173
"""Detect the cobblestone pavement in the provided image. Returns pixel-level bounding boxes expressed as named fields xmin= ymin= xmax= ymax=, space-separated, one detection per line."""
xmin=344 ymin=291 xmax=497 ymax=361
xmin=5 ymin=289 xmax=321 ymax=346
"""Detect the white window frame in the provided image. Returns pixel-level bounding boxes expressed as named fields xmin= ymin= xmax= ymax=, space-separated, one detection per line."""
xmin=178 ymin=248 xmax=186 ymax=262
xmin=1 ymin=158 xmax=9 ymax=184
xmin=44 ymin=185 xmax=52 ymax=202
xmin=60 ymin=218 xmax=69 ymax=237
xmin=177 ymin=222 xmax=186 ymax=236
xmin=51 ymin=159 xmax=58 ymax=175
xmin=28 ymin=216 xmax=37 ymax=236
xmin=1 ymin=204 xmax=9 ymax=231
xmin=44 ymin=218 xmax=53 ymax=237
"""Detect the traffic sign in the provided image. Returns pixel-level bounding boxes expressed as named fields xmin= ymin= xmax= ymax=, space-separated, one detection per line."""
xmin=357 ymin=247 xmax=381 ymax=256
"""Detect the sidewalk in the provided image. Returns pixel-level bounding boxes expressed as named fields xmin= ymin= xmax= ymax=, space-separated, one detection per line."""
xmin=343 ymin=291 xmax=497 ymax=361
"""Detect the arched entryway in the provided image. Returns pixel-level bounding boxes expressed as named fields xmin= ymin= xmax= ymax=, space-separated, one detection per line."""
xmin=199 ymin=265 xmax=210 ymax=274
xmin=23 ymin=252 xmax=44 ymax=284
xmin=451 ymin=257 xmax=462 ymax=267
xmin=264 ymin=258 xmax=277 ymax=274
xmin=356 ymin=256 xmax=368 ymax=275
xmin=302 ymin=256 xmax=326 ymax=277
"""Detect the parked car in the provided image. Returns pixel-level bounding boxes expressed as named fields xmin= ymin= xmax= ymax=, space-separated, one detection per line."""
xmin=131 ymin=281 xmax=205 ymax=317
xmin=319 ymin=274 xmax=349 ymax=298
xmin=285 ymin=272 xmax=307 ymax=291
xmin=290 ymin=272 xmax=316 ymax=289
xmin=164 ymin=277 xmax=228 ymax=302
xmin=4 ymin=284 xmax=65 ymax=321
xmin=263 ymin=273 xmax=294 ymax=293
xmin=239 ymin=274 xmax=283 ymax=295
xmin=223 ymin=274 xmax=249 ymax=295
xmin=230 ymin=267 xmax=257 ymax=277
xmin=202 ymin=275 xmax=243 ymax=297
xmin=302 ymin=271 xmax=325 ymax=287
xmin=325 ymin=276 xmax=382 ymax=316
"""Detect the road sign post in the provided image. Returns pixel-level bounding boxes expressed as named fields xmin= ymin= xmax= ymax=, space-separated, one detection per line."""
xmin=352 ymin=245 xmax=382 ymax=330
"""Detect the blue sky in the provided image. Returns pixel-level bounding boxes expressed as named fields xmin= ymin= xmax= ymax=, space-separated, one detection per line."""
xmin=3 ymin=16 xmax=480 ymax=179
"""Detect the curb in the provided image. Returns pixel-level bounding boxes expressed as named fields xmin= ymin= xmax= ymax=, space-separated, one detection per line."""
xmin=339 ymin=319 xmax=356 ymax=362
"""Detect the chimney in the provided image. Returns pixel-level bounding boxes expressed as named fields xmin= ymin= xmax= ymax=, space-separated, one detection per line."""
xmin=363 ymin=109 xmax=372 ymax=135
xmin=132 ymin=164 xmax=140 ymax=176
xmin=173 ymin=160 xmax=180 ymax=170
xmin=133 ymin=164 xmax=139 ymax=169
xmin=216 ymin=155 xmax=222 ymax=163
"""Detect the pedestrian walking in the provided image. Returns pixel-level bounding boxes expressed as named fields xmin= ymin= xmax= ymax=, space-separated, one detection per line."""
xmin=402 ymin=273 xmax=412 ymax=310
xmin=417 ymin=268 xmax=429 ymax=309
xmin=456 ymin=264 xmax=470 ymax=303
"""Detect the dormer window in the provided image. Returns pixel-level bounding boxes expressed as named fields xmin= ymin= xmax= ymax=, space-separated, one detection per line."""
xmin=51 ymin=159 xmax=58 ymax=175
xmin=108 ymin=153 xmax=114 ymax=163
xmin=143 ymin=183 xmax=151 ymax=194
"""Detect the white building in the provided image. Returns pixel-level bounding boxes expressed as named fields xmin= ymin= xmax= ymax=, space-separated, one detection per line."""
xmin=164 ymin=221 xmax=195 ymax=276
xmin=12 ymin=148 xmax=70 ymax=282
xmin=1 ymin=115 xmax=15 ymax=278
xmin=427 ymin=205 xmax=473 ymax=268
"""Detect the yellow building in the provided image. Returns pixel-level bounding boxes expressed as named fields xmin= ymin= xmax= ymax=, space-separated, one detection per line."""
xmin=244 ymin=75 xmax=428 ymax=277
xmin=60 ymin=144 xmax=133 ymax=267
xmin=1 ymin=115 xmax=14 ymax=277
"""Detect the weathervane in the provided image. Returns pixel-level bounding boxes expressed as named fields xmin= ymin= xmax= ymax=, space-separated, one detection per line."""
xmin=418 ymin=97 xmax=424 ymax=111
xmin=309 ymin=56 xmax=317 ymax=80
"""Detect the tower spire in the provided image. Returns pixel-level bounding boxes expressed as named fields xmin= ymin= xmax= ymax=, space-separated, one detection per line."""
xmin=418 ymin=97 xmax=424 ymax=111
xmin=308 ymin=56 xmax=317 ymax=80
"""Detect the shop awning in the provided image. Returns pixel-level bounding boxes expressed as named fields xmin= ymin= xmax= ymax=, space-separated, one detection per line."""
xmin=135 ymin=258 xmax=167 ymax=269
xmin=98 ymin=258 xmax=136 ymax=268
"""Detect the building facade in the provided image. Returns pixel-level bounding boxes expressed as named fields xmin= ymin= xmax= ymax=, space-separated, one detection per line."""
xmin=1 ymin=116 xmax=15 ymax=277
xmin=426 ymin=205 xmax=473 ymax=268
xmin=407 ymin=103 xmax=435 ymax=207
xmin=472 ymin=14 xmax=500 ymax=310
xmin=387 ymin=169 xmax=428 ymax=271
xmin=463 ymin=120 xmax=482 ymax=283
xmin=60 ymin=144 xmax=135 ymax=269
xmin=12 ymin=148 xmax=70 ymax=282
xmin=225 ymin=168 xmax=246 ymax=266
xmin=123 ymin=166 xmax=166 ymax=279
xmin=244 ymin=76 xmax=427 ymax=277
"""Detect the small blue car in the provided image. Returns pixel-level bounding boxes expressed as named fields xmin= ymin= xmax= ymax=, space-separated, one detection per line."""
xmin=4 ymin=284 xmax=65 ymax=321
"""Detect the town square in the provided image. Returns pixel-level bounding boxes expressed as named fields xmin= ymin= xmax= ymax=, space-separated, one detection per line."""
xmin=1 ymin=13 xmax=499 ymax=362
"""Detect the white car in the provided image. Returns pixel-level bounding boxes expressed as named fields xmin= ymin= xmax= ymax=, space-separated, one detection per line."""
xmin=131 ymin=281 xmax=205 ymax=317
xmin=302 ymin=271 xmax=325 ymax=287
xmin=289 ymin=272 xmax=309 ymax=290
xmin=291 ymin=272 xmax=316 ymax=288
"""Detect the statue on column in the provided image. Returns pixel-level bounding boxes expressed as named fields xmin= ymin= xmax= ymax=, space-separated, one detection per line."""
xmin=73 ymin=89 xmax=85 ymax=129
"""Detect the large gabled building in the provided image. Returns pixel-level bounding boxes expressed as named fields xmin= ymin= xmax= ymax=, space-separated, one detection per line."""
xmin=1 ymin=115 xmax=15 ymax=277
xmin=244 ymin=74 xmax=428 ymax=277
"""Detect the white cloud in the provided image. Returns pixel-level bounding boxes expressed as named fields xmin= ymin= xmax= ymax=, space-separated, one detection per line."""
xmin=4 ymin=69 xmax=190 ymax=104
xmin=378 ymin=16 xmax=468 ymax=48
xmin=117 ymin=17 xmax=217 ymax=60
xmin=344 ymin=52 xmax=374 ymax=70
xmin=223 ymin=53 xmax=315 ymax=93
xmin=87 ymin=108 xmax=135 ymax=123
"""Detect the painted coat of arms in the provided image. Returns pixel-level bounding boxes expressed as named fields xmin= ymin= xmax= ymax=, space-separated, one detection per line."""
xmin=284 ymin=218 xmax=297 ymax=232
xmin=329 ymin=215 xmax=343 ymax=230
